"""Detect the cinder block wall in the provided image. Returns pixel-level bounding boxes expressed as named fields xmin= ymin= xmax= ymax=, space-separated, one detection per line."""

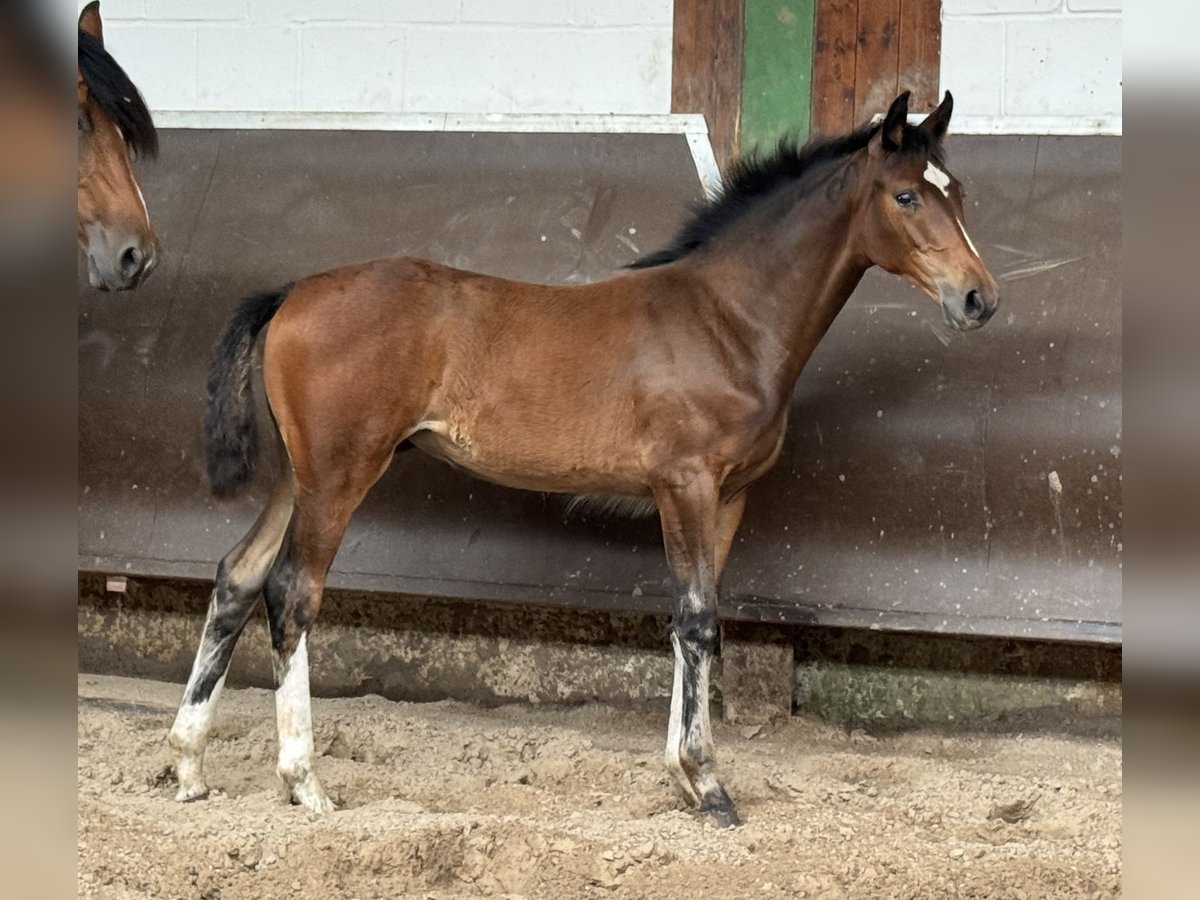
xmin=94 ymin=0 xmax=673 ymax=116
xmin=941 ymin=0 xmax=1122 ymax=133
xmin=85 ymin=3 xmax=1119 ymax=150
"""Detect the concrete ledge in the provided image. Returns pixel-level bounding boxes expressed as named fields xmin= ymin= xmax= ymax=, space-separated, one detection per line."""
xmin=795 ymin=627 xmax=1122 ymax=730
xmin=79 ymin=574 xmax=1121 ymax=733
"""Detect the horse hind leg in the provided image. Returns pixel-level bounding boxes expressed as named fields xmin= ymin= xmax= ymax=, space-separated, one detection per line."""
xmin=263 ymin=451 xmax=393 ymax=813
xmin=168 ymin=477 xmax=294 ymax=801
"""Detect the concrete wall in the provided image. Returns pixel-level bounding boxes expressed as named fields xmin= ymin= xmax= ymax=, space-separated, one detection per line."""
xmin=88 ymin=1 xmax=1120 ymax=133
xmin=87 ymin=1 xmax=1118 ymax=134
xmin=89 ymin=1 xmax=673 ymax=116
xmin=941 ymin=0 xmax=1122 ymax=133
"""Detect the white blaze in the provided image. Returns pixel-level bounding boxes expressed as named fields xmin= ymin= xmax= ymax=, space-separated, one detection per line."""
xmin=114 ymin=123 xmax=151 ymax=228
xmin=956 ymin=217 xmax=981 ymax=259
xmin=923 ymin=162 xmax=951 ymax=198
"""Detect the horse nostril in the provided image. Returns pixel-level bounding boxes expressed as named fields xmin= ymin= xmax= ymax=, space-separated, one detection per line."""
xmin=120 ymin=245 xmax=143 ymax=280
xmin=964 ymin=289 xmax=984 ymax=320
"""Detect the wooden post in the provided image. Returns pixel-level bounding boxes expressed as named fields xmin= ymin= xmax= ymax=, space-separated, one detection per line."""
xmin=812 ymin=0 xmax=942 ymax=136
xmin=741 ymin=0 xmax=816 ymax=154
xmin=672 ymin=0 xmax=746 ymax=170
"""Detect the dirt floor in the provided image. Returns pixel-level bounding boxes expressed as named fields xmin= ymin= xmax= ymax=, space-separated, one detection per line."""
xmin=78 ymin=674 xmax=1121 ymax=899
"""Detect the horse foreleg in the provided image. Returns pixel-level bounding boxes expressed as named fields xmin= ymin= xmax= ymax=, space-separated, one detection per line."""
xmin=262 ymin=443 xmax=391 ymax=813
xmin=169 ymin=478 xmax=293 ymax=801
xmin=654 ymin=474 xmax=742 ymax=827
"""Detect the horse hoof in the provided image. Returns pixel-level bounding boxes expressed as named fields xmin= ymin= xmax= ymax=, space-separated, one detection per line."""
xmin=175 ymin=783 xmax=209 ymax=803
xmin=699 ymin=794 xmax=742 ymax=829
xmin=288 ymin=774 xmax=335 ymax=814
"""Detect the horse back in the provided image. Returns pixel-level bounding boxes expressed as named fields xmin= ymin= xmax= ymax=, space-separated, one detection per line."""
xmin=262 ymin=256 xmax=774 ymax=494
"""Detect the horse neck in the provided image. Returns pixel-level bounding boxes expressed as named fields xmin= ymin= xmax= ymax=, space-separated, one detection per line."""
xmin=690 ymin=155 xmax=869 ymax=393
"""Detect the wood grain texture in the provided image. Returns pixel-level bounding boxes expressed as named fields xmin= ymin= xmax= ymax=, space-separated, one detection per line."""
xmin=811 ymin=0 xmax=858 ymax=137
xmin=898 ymin=0 xmax=942 ymax=112
xmin=853 ymin=0 xmax=901 ymax=123
xmin=812 ymin=0 xmax=941 ymax=135
xmin=672 ymin=0 xmax=745 ymax=169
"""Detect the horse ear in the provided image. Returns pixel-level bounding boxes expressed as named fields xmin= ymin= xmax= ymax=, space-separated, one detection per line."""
xmin=79 ymin=1 xmax=104 ymax=45
xmin=880 ymin=91 xmax=910 ymax=153
xmin=919 ymin=91 xmax=954 ymax=144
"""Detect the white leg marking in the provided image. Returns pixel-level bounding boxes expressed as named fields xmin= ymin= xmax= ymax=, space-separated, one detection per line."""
xmin=275 ymin=634 xmax=333 ymax=813
xmin=686 ymin=646 xmax=723 ymax=802
xmin=956 ymin=217 xmax=981 ymax=259
xmin=665 ymin=632 xmax=699 ymax=803
xmin=168 ymin=599 xmax=228 ymax=802
xmin=923 ymin=162 xmax=951 ymax=197
xmin=169 ymin=674 xmax=225 ymax=801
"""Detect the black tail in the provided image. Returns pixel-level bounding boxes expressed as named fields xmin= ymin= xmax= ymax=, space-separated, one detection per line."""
xmin=205 ymin=287 xmax=290 ymax=498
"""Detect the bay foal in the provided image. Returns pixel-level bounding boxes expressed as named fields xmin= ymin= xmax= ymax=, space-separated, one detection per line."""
xmin=170 ymin=92 xmax=998 ymax=827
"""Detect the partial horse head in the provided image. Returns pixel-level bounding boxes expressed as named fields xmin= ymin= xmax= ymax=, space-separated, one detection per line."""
xmin=77 ymin=1 xmax=159 ymax=291
xmin=853 ymin=91 xmax=999 ymax=330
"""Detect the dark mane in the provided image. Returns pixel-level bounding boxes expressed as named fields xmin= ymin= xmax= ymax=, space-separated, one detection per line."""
xmin=78 ymin=29 xmax=158 ymax=159
xmin=630 ymin=121 xmax=940 ymax=269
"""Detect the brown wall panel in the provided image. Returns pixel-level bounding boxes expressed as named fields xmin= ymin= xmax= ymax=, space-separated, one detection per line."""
xmin=853 ymin=0 xmax=901 ymax=122
xmin=899 ymin=0 xmax=942 ymax=112
xmin=813 ymin=0 xmax=941 ymax=135
xmin=811 ymin=0 xmax=858 ymax=136
xmin=672 ymin=0 xmax=745 ymax=169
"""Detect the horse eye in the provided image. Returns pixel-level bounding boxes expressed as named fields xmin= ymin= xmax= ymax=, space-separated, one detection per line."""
xmin=894 ymin=191 xmax=917 ymax=209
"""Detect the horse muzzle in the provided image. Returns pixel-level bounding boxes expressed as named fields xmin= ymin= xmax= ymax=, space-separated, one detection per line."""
xmin=84 ymin=226 xmax=158 ymax=291
xmin=940 ymin=283 xmax=999 ymax=331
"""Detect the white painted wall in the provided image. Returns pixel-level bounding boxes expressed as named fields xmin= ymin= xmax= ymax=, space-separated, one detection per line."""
xmin=941 ymin=0 xmax=1122 ymax=133
xmin=93 ymin=0 xmax=673 ymax=116
xmin=86 ymin=1 xmax=1120 ymax=135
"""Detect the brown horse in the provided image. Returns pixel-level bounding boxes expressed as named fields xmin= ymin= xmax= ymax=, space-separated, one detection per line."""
xmin=170 ymin=91 xmax=997 ymax=827
xmin=78 ymin=2 xmax=159 ymax=290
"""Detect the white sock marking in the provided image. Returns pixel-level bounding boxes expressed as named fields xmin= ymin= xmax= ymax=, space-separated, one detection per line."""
xmin=172 ymin=673 xmax=225 ymax=750
xmin=665 ymin=631 xmax=698 ymax=803
xmin=688 ymin=650 xmax=721 ymax=801
xmin=275 ymin=633 xmax=313 ymax=779
xmin=170 ymin=605 xmax=231 ymax=799
xmin=274 ymin=633 xmax=332 ymax=811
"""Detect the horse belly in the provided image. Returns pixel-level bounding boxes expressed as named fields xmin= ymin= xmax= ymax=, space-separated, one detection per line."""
xmin=407 ymin=425 xmax=649 ymax=497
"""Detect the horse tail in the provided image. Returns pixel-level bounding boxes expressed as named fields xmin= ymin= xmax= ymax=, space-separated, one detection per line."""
xmin=205 ymin=286 xmax=290 ymax=498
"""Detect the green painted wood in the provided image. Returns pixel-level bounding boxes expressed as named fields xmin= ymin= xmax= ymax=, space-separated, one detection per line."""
xmin=741 ymin=0 xmax=815 ymax=156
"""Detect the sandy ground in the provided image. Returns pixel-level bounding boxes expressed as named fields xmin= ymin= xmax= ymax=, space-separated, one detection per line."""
xmin=79 ymin=674 xmax=1120 ymax=899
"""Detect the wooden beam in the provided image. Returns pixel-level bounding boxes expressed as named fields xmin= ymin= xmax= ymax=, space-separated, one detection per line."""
xmin=853 ymin=0 xmax=901 ymax=124
xmin=899 ymin=0 xmax=942 ymax=113
xmin=813 ymin=0 xmax=940 ymax=135
xmin=811 ymin=0 xmax=858 ymax=137
xmin=672 ymin=0 xmax=745 ymax=170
